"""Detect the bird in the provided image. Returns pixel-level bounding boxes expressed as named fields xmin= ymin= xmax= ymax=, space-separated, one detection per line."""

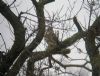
xmin=44 ymin=27 xmax=58 ymax=49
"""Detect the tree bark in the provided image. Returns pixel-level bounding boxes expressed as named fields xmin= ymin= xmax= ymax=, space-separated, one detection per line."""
xmin=0 ymin=0 xmax=25 ymax=75
xmin=4 ymin=1 xmax=45 ymax=76
xmin=84 ymin=16 xmax=100 ymax=76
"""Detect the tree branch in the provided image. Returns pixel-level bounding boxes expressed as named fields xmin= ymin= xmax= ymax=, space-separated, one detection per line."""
xmin=61 ymin=31 xmax=87 ymax=48
xmin=42 ymin=0 xmax=55 ymax=5
xmin=31 ymin=48 xmax=70 ymax=61
xmin=31 ymin=0 xmax=38 ymax=6
xmin=5 ymin=1 xmax=45 ymax=76
xmin=84 ymin=16 xmax=100 ymax=76
xmin=0 ymin=0 xmax=25 ymax=75
xmin=73 ymin=16 xmax=83 ymax=32
xmin=52 ymin=57 xmax=92 ymax=72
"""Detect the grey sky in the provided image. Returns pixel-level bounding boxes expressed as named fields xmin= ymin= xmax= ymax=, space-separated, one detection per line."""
xmin=0 ymin=0 xmax=93 ymax=75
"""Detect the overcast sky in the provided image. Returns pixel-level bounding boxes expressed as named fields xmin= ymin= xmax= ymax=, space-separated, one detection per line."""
xmin=0 ymin=0 xmax=89 ymax=65
xmin=0 ymin=0 xmax=93 ymax=75
xmin=0 ymin=0 xmax=86 ymax=48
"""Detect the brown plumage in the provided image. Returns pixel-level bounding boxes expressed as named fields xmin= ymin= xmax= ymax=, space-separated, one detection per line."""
xmin=44 ymin=27 xmax=58 ymax=48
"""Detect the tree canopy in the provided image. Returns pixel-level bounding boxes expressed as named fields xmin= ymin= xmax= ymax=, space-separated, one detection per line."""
xmin=0 ymin=0 xmax=100 ymax=76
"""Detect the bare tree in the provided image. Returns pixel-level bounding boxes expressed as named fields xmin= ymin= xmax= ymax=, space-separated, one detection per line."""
xmin=0 ymin=0 xmax=100 ymax=76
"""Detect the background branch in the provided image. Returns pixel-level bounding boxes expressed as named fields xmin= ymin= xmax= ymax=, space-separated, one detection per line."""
xmin=73 ymin=16 xmax=83 ymax=32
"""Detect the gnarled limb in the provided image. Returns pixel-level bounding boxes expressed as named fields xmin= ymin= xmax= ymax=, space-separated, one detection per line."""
xmin=5 ymin=0 xmax=45 ymax=76
xmin=84 ymin=16 xmax=100 ymax=76
xmin=73 ymin=16 xmax=83 ymax=32
xmin=0 ymin=0 xmax=25 ymax=75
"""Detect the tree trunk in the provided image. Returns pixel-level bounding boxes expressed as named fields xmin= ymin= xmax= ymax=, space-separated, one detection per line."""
xmin=85 ymin=27 xmax=100 ymax=76
xmin=92 ymin=64 xmax=100 ymax=76
xmin=26 ymin=58 xmax=36 ymax=76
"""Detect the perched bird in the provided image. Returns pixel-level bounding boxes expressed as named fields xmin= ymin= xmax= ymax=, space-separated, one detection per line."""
xmin=44 ymin=27 xmax=70 ymax=59
xmin=44 ymin=27 xmax=58 ymax=49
